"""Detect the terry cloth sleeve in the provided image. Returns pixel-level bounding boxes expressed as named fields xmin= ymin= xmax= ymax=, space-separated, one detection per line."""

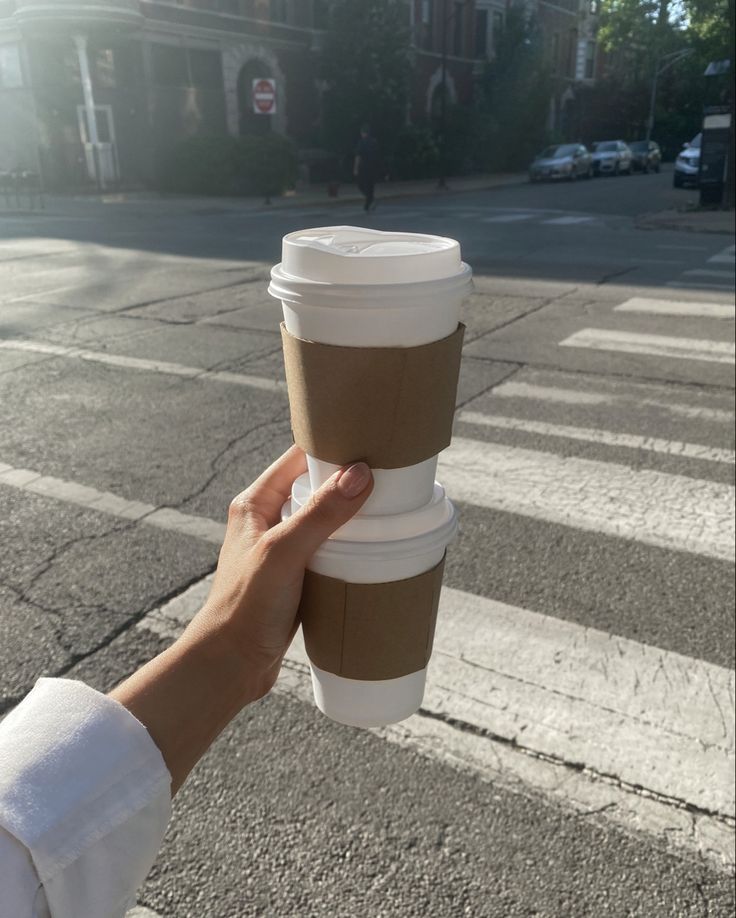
xmin=0 ymin=678 xmax=172 ymax=918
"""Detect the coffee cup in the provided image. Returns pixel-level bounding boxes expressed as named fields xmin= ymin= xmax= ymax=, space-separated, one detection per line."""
xmin=269 ymin=227 xmax=471 ymax=514
xmin=282 ymin=473 xmax=458 ymax=727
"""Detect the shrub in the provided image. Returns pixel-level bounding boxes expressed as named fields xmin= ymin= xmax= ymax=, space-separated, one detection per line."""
xmin=390 ymin=124 xmax=440 ymax=180
xmin=160 ymin=133 xmax=297 ymax=198
xmin=160 ymin=134 xmax=241 ymax=195
xmin=233 ymin=133 xmax=297 ymax=198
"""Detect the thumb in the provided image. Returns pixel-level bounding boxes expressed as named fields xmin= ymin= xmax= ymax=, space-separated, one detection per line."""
xmin=274 ymin=462 xmax=373 ymax=565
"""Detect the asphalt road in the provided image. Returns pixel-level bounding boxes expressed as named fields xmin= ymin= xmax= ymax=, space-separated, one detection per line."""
xmin=1 ymin=169 xmax=734 ymax=917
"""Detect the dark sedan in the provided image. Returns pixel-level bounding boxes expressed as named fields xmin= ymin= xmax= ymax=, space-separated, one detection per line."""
xmin=628 ymin=140 xmax=662 ymax=173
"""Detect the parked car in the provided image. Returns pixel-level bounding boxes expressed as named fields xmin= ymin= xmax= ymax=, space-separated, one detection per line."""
xmin=529 ymin=144 xmax=593 ymax=181
xmin=628 ymin=140 xmax=662 ymax=173
xmin=591 ymin=140 xmax=633 ymax=175
xmin=673 ymin=133 xmax=701 ymax=187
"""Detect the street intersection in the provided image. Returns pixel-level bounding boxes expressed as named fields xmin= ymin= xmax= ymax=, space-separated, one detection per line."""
xmin=1 ymin=170 xmax=734 ymax=916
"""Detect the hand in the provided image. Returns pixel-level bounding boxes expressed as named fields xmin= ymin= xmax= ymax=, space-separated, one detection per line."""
xmin=112 ymin=447 xmax=373 ymax=794
xmin=186 ymin=446 xmax=373 ymax=696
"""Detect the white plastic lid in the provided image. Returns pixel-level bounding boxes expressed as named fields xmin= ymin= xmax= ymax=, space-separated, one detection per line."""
xmin=279 ymin=226 xmax=463 ymax=285
xmin=283 ymin=474 xmax=458 ymax=559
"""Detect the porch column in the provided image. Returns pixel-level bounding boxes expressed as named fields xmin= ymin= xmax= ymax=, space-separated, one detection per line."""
xmin=74 ymin=33 xmax=105 ymax=189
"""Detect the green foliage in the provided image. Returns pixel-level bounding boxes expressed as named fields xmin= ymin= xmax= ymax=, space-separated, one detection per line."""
xmin=160 ymin=134 xmax=241 ymax=196
xmin=321 ymin=0 xmax=409 ymax=159
xmin=160 ymin=133 xmax=297 ymax=197
xmin=473 ymin=7 xmax=553 ymax=170
xmin=234 ymin=133 xmax=298 ymax=197
xmin=390 ymin=123 xmax=440 ymax=180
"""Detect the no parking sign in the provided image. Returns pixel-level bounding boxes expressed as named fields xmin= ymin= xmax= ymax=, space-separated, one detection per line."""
xmin=252 ymin=78 xmax=276 ymax=115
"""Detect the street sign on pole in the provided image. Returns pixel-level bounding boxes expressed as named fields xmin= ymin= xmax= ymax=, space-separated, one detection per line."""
xmin=252 ymin=78 xmax=276 ymax=115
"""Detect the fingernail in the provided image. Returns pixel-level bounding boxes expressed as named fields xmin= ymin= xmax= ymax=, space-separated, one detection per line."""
xmin=337 ymin=462 xmax=371 ymax=499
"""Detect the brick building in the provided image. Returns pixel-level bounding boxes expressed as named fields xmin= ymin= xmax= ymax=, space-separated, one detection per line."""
xmin=0 ymin=0 xmax=601 ymax=189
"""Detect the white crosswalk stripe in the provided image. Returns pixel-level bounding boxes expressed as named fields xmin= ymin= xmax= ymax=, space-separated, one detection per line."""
xmin=560 ymin=327 xmax=735 ymax=364
xmin=2 ymin=278 xmax=735 ymax=871
xmin=458 ymin=411 xmax=735 ymax=464
xmin=541 ymin=215 xmax=595 ymax=225
xmin=614 ymin=296 xmax=735 ymax=319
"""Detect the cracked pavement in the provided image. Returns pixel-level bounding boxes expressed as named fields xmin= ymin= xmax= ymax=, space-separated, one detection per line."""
xmin=1 ymin=171 xmax=734 ymax=915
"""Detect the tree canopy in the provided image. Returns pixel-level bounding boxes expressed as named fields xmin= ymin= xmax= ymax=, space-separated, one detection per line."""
xmin=321 ymin=0 xmax=410 ymax=163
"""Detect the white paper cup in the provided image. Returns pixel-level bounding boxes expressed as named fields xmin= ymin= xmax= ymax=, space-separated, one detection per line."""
xmin=306 ymin=455 xmax=438 ymax=516
xmin=283 ymin=473 xmax=458 ymax=728
xmin=269 ymin=227 xmax=472 ymax=514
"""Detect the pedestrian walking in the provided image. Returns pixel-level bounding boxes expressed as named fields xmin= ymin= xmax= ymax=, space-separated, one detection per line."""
xmin=353 ymin=124 xmax=380 ymax=212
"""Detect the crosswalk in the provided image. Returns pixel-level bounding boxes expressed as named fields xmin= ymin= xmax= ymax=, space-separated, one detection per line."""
xmin=0 ymin=257 xmax=734 ymax=874
xmin=668 ymin=243 xmax=736 ymax=292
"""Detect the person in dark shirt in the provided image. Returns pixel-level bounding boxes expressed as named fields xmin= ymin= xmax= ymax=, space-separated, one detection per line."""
xmin=353 ymin=124 xmax=380 ymax=212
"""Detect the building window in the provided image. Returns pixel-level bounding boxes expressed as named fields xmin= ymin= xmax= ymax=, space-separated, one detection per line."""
xmin=453 ymin=1 xmax=464 ymax=56
xmin=551 ymin=32 xmax=560 ymax=73
xmin=568 ymin=28 xmax=577 ymax=76
xmin=314 ymin=0 xmax=330 ymax=28
xmin=93 ymin=48 xmax=116 ymax=88
xmin=269 ymin=0 xmax=287 ymax=22
xmin=474 ymin=8 xmax=488 ymax=58
xmin=151 ymin=44 xmax=189 ymax=86
xmin=492 ymin=10 xmax=503 ymax=49
xmin=189 ymin=48 xmax=223 ymax=89
xmin=585 ymin=40 xmax=595 ymax=79
xmin=422 ymin=0 xmax=434 ymax=49
xmin=0 ymin=44 xmax=23 ymax=88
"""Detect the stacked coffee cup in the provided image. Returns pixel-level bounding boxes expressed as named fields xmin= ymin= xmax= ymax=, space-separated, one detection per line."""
xmin=269 ymin=226 xmax=472 ymax=728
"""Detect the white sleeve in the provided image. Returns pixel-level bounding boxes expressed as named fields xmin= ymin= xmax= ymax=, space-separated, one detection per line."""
xmin=0 ymin=678 xmax=171 ymax=918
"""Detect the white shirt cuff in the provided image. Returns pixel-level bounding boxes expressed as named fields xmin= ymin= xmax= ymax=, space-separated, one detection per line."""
xmin=0 ymin=678 xmax=171 ymax=918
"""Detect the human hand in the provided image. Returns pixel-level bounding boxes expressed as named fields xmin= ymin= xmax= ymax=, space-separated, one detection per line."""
xmin=187 ymin=446 xmax=373 ymax=697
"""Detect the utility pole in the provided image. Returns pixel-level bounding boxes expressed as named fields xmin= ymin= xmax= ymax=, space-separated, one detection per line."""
xmin=438 ymin=0 xmax=449 ymax=189
xmin=645 ymin=48 xmax=693 ymax=143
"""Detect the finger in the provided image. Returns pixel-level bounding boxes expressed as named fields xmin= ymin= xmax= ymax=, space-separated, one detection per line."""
xmin=229 ymin=445 xmax=307 ymax=528
xmin=270 ymin=462 xmax=373 ymax=564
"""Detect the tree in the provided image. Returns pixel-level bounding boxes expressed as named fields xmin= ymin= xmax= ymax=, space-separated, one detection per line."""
xmin=473 ymin=6 xmax=552 ymax=170
xmin=321 ymin=0 xmax=409 ymax=170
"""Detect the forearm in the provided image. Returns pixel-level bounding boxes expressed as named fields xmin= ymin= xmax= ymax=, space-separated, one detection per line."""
xmin=110 ymin=620 xmax=264 ymax=795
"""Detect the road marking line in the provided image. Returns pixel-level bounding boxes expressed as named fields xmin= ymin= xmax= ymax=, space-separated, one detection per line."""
xmin=490 ymin=378 xmax=735 ymax=422
xmin=560 ymin=328 xmax=736 ymax=365
xmin=0 ymin=339 xmax=285 ymax=393
xmin=683 ymin=268 xmax=735 ymax=280
xmin=0 ymin=467 xmax=226 ymax=544
xmin=4 ymin=336 xmax=731 ymax=428
xmin=481 ymin=213 xmax=534 ymax=223
xmin=542 ymin=216 xmax=595 ymax=225
xmin=614 ymin=296 xmax=735 ymax=319
xmin=440 ymin=437 xmax=735 ymax=561
xmin=458 ymin=412 xmax=735 ymax=464
xmin=708 ymin=253 xmax=736 ymax=265
xmin=656 ymin=244 xmax=709 ymax=251
xmin=667 ymin=280 xmax=735 ymax=292
xmin=3 ymin=434 xmax=733 ymax=564
xmin=138 ymin=574 xmax=735 ymax=870
xmin=1 ymin=460 xmax=732 ymax=862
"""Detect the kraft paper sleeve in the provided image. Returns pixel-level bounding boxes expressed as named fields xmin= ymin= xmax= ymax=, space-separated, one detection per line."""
xmin=281 ymin=324 xmax=465 ymax=469
xmin=298 ymin=557 xmax=445 ymax=681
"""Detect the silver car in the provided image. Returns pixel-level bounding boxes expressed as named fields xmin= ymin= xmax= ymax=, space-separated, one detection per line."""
xmin=529 ymin=144 xmax=593 ymax=182
xmin=591 ymin=141 xmax=632 ymax=176
xmin=673 ymin=133 xmax=701 ymax=187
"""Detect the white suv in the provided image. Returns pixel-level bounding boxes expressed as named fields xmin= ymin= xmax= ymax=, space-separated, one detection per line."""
xmin=673 ymin=133 xmax=701 ymax=187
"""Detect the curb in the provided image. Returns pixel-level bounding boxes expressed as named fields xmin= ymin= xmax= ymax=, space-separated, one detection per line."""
xmin=0 ymin=174 xmax=527 ymax=218
xmin=636 ymin=210 xmax=735 ymax=236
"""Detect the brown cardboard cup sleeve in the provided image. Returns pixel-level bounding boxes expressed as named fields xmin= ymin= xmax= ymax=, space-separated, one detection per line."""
xmin=298 ymin=556 xmax=445 ymax=681
xmin=281 ymin=324 xmax=465 ymax=469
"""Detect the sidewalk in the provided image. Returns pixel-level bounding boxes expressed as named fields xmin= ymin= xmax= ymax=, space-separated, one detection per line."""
xmin=637 ymin=206 xmax=735 ymax=235
xmin=0 ymin=172 xmax=526 ymax=218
